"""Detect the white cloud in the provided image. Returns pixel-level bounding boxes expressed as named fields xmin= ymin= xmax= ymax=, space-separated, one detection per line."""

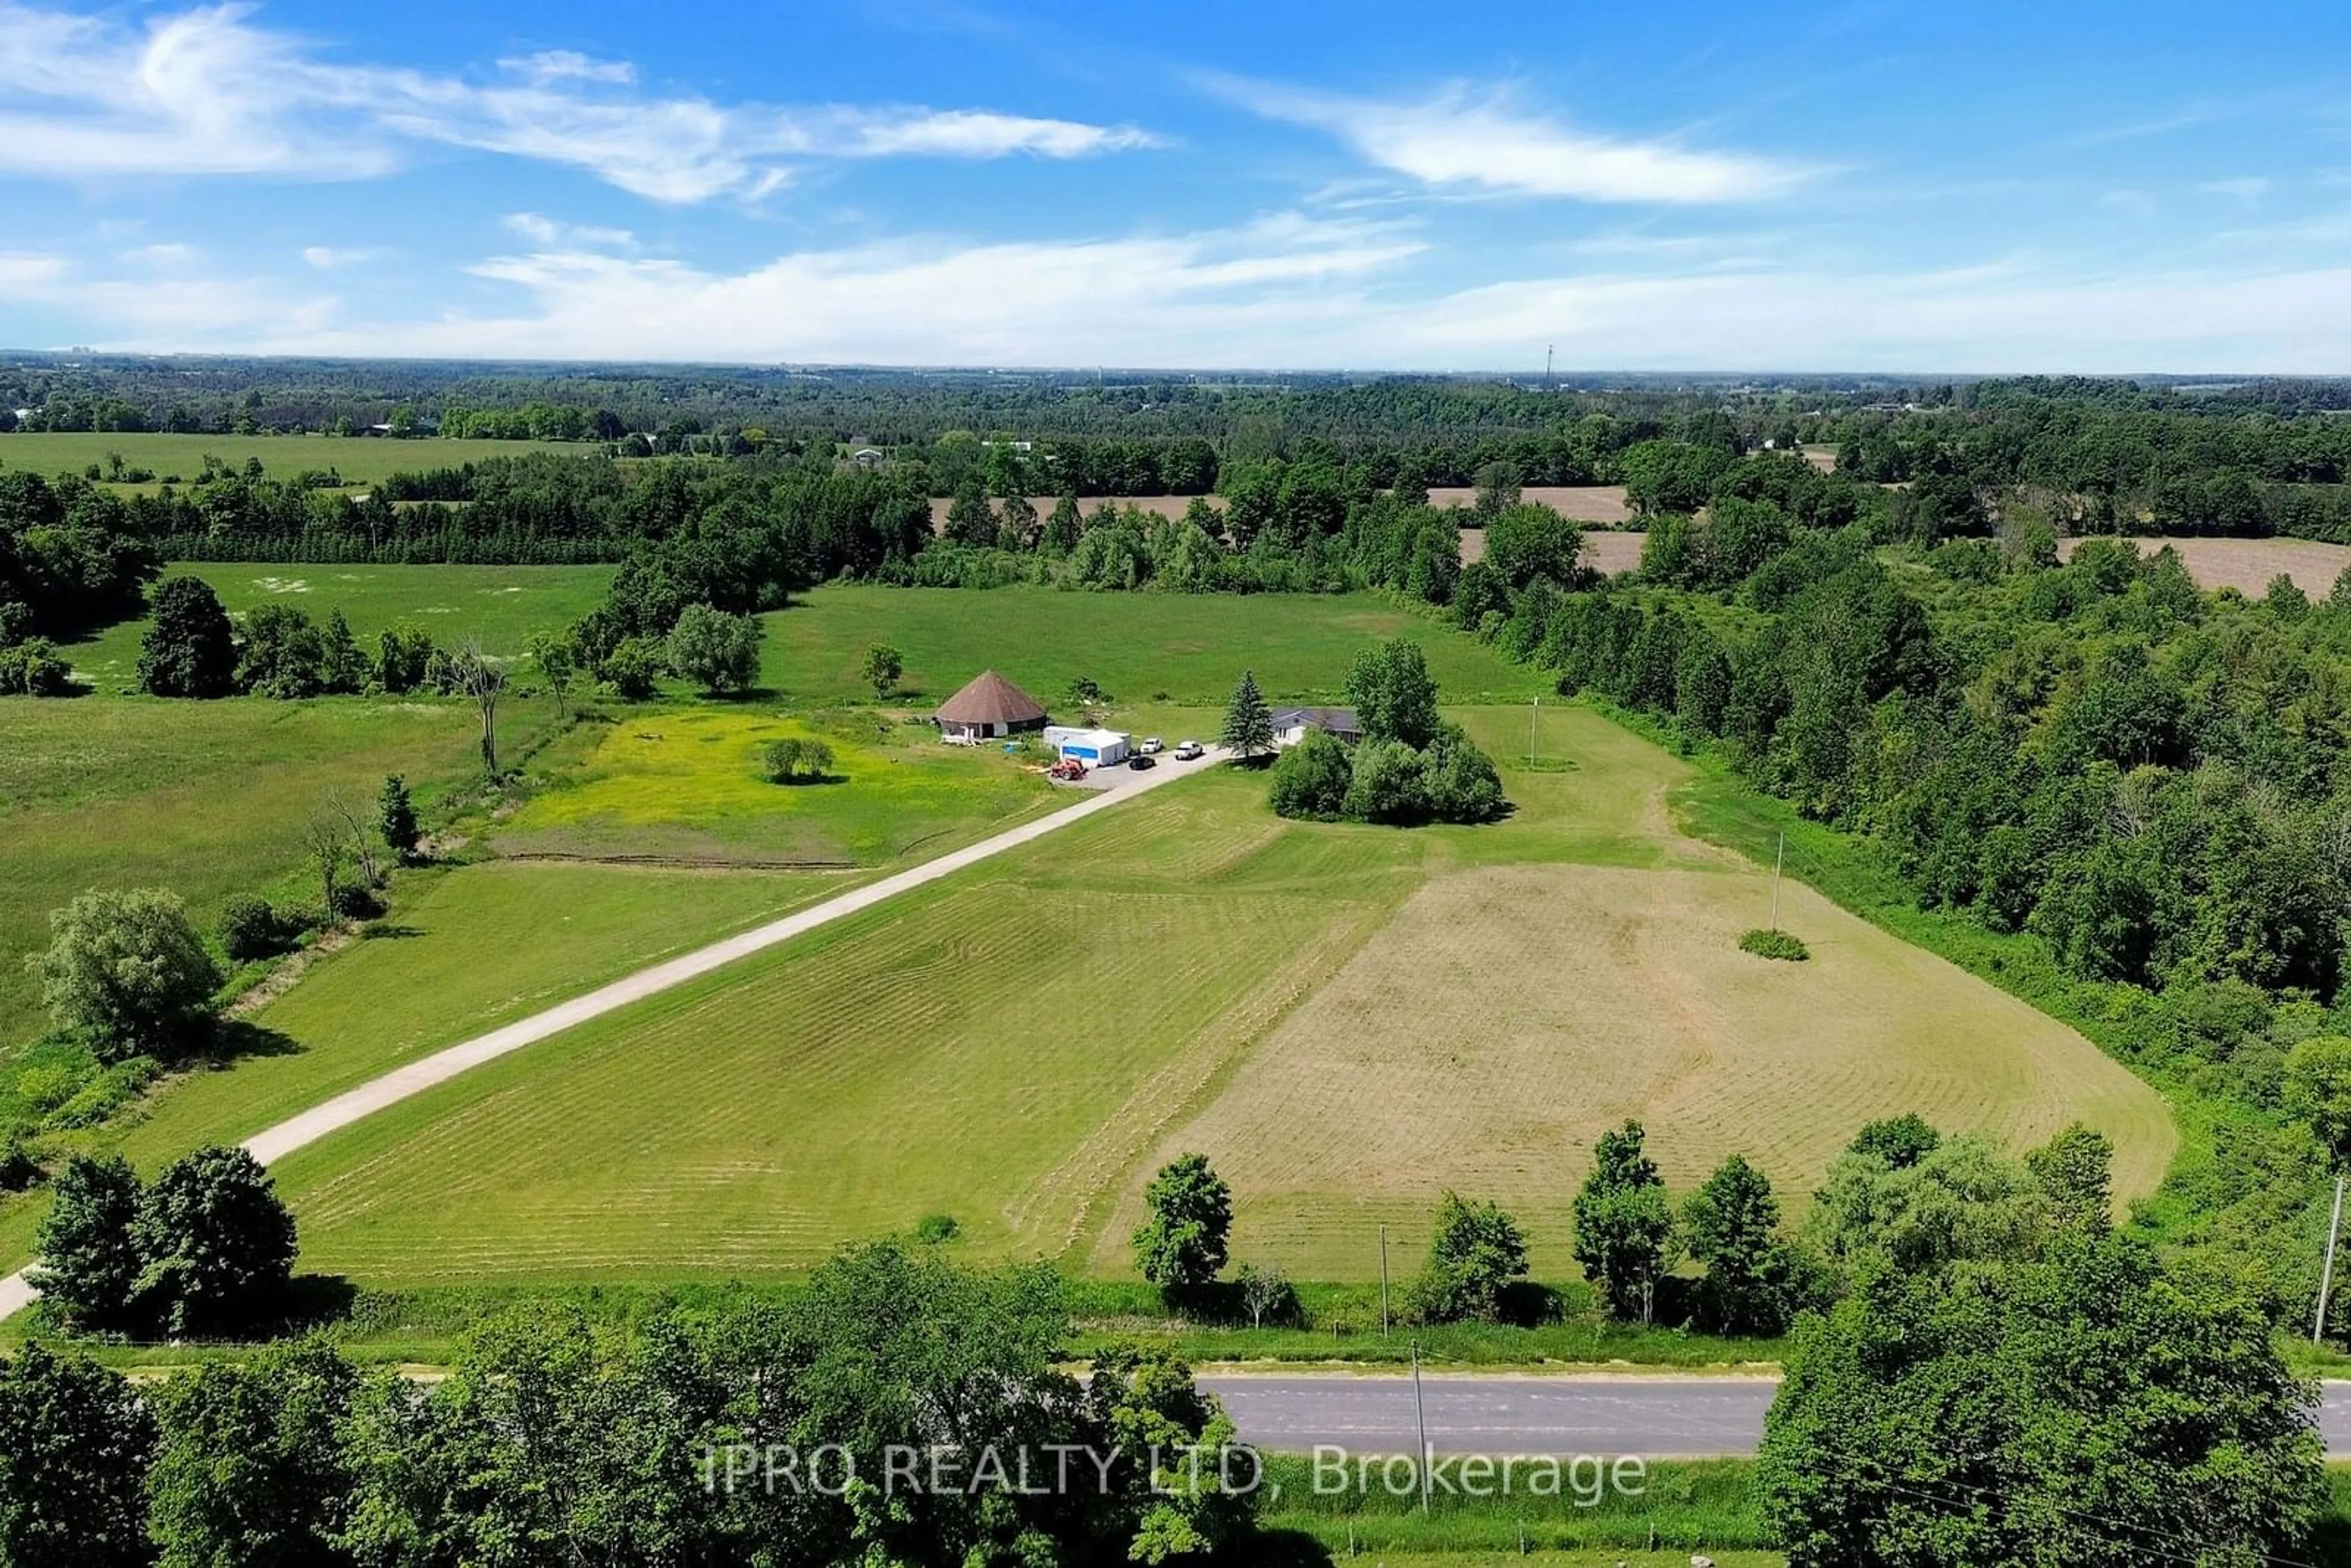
xmin=301 ymin=245 xmax=385 ymax=269
xmin=2199 ymin=176 xmax=2271 ymax=204
xmin=0 ymin=2 xmax=394 ymax=178
xmin=235 ymin=248 xmax=2351 ymax=373
xmin=0 ymin=1 xmax=1162 ymax=200
xmin=1211 ymin=75 xmax=1813 ymax=203
xmin=503 ymin=212 xmax=636 ymax=250
xmin=1377 ymin=261 xmax=2351 ymax=372
xmin=5 ymin=246 xmax=341 ymax=338
xmin=497 ymin=50 xmax=635 ymax=87
xmin=159 ymin=214 xmax=1421 ymax=364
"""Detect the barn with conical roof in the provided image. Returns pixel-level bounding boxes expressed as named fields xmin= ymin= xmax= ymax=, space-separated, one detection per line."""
xmin=932 ymin=669 xmax=1048 ymax=743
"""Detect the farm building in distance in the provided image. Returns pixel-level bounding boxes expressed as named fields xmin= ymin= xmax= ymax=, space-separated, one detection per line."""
xmin=1044 ymin=726 xmax=1131 ymax=766
xmin=935 ymin=670 xmax=1048 ymax=743
xmin=1271 ymin=707 xmax=1363 ymax=748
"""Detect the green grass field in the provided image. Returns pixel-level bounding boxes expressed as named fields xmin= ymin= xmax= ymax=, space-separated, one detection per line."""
xmin=0 ymin=860 xmax=842 ymax=1270
xmin=0 ymin=432 xmax=577 ymax=492
xmin=67 ymin=563 xmax=613 ymax=686
xmin=760 ymin=585 xmax=1547 ymax=706
xmin=497 ymin=707 xmax=1057 ymax=866
xmin=1 ymin=582 xmax=2177 ymax=1303
xmin=259 ymin=696 xmax=2171 ymax=1288
xmin=0 ymin=693 xmax=564 ymax=1048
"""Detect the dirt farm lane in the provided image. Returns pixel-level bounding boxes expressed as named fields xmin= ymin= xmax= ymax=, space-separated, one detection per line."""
xmin=0 ymin=748 xmax=1226 ymax=1323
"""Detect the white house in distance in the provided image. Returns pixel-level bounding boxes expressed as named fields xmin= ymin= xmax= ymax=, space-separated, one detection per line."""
xmin=934 ymin=670 xmax=1048 ymax=744
xmin=1043 ymin=726 xmax=1131 ymax=766
xmin=1270 ymin=707 xmax=1363 ymax=748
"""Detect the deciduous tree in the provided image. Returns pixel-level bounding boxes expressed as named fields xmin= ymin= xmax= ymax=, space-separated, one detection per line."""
xmin=1572 ymin=1120 xmax=1674 ymax=1322
xmin=1132 ymin=1153 xmax=1232 ymax=1292
xmin=861 ymin=641 xmax=904 ymax=698
xmin=1408 ymin=1191 xmax=1529 ymax=1324
xmin=29 ymin=1154 xmax=146 ymax=1332
xmin=31 ymin=887 xmax=221 ymax=1062
xmin=0 ymin=1344 xmax=154 ymax=1567
xmin=132 ymin=1144 xmax=299 ymax=1337
xmin=138 ymin=577 xmax=237 ymax=699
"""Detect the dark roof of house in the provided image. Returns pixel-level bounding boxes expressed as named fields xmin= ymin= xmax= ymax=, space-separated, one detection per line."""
xmin=1271 ymin=706 xmax=1361 ymax=732
xmin=935 ymin=669 xmax=1048 ymax=726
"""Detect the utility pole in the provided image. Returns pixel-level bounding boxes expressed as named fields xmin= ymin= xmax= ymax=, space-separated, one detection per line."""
xmin=1530 ymin=696 xmax=1539 ymax=768
xmin=1379 ymin=1226 xmax=1392 ymax=1335
xmin=2318 ymin=1170 xmax=2346 ymax=1345
xmin=1770 ymin=831 xmax=1785 ymax=929
xmin=1410 ymin=1340 xmax=1431 ymax=1514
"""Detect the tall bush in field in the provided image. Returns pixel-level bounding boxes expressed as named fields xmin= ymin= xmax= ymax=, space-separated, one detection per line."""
xmin=1132 ymin=1153 xmax=1232 ymax=1292
xmin=30 ymin=888 xmax=221 ymax=1062
xmin=138 ymin=577 xmax=237 ymax=699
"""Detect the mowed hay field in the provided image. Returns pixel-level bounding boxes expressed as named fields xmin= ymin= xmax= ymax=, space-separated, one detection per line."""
xmin=761 ymin=585 xmax=1547 ymax=705
xmin=264 ymin=694 xmax=2172 ymax=1287
xmin=1461 ymin=528 xmax=1645 ymax=573
xmin=269 ymin=763 xmax=1422 ymax=1285
xmin=2055 ymin=534 xmax=2351 ymax=596
xmin=0 ymin=432 xmax=578 ymax=491
xmin=69 ymin=563 xmax=613 ymax=685
xmin=1093 ymin=864 xmax=2170 ymax=1279
xmin=0 ymin=860 xmax=841 ymax=1272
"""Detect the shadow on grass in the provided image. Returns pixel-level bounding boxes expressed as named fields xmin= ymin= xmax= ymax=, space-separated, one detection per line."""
xmin=264 ymin=1273 xmax=361 ymax=1337
xmin=1234 ymin=1529 xmax=1335 ymax=1567
xmin=359 ymin=922 xmax=426 ymax=940
xmin=205 ymin=1020 xmax=304 ymax=1063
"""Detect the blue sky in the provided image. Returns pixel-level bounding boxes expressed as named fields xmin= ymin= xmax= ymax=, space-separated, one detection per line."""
xmin=4 ymin=0 xmax=2350 ymax=370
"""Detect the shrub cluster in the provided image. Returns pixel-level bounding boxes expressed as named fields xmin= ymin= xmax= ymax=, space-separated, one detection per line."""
xmin=32 ymin=1146 xmax=298 ymax=1338
xmin=759 ymin=737 xmax=836 ymax=784
xmin=1739 ymin=928 xmax=1810 ymax=961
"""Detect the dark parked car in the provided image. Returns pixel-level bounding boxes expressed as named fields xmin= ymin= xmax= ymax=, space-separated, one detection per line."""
xmin=1128 ymin=753 xmax=1157 ymax=770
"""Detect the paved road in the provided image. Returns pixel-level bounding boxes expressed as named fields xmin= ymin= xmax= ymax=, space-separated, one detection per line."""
xmin=0 ymin=748 xmax=1225 ymax=1323
xmin=1200 ymin=1374 xmax=2351 ymax=1458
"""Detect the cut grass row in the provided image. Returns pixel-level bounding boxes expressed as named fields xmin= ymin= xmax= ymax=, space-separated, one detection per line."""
xmin=252 ymin=702 xmax=2169 ymax=1287
xmin=0 ymin=860 xmax=842 ymax=1272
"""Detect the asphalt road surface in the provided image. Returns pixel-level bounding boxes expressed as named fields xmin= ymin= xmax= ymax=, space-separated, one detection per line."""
xmin=1201 ymin=1374 xmax=2351 ymax=1458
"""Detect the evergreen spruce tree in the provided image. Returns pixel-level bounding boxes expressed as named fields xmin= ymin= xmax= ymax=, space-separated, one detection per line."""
xmin=378 ymin=775 xmax=421 ymax=862
xmin=1221 ymin=670 xmax=1275 ymax=762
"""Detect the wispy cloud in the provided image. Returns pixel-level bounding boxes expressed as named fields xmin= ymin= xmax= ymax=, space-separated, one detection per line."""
xmin=0 ymin=1 xmax=1163 ymax=200
xmin=497 ymin=50 xmax=636 ymax=87
xmin=1207 ymin=75 xmax=1815 ymax=203
xmin=301 ymin=245 xmax=386 ymax=269
xmin=2198 ymin=176 xmax=2271 ymax=204
xmin=36 ymin=219 xmax=2351 ymax=373
xmin=503 ymin=213 xmax=636 ymax=251
xmin=76 ymin=213 xmax=1423 ymax=363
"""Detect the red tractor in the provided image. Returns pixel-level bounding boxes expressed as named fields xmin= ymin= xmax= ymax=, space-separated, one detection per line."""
xmin=1048 ymin=757 xmax=1089 ymax=782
